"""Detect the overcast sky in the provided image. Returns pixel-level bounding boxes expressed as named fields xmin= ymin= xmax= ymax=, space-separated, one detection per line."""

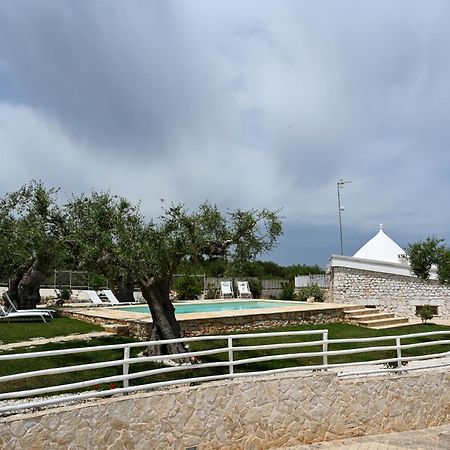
xmin=1 ymin=1 xmax=450 ymax=266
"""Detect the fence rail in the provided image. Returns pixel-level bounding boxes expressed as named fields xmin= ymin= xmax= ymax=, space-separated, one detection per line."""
xmin=295 ymin=274 xmax=330 ymax=288
xmin=1 ymin=330 xmax=449 ymax=414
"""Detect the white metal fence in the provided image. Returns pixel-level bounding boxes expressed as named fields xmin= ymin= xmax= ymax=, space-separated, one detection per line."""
xmin=1 ymin=330 xmax=450 ymax=414
xmin=295 ymin=274 xmax=331 ymax=288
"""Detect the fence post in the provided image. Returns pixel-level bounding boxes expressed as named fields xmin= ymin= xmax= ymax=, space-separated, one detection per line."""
xmin=322 ymin=330 xmax=328 ymax=370
xmin=123 ymin=346 xmax=130 ymax=388
xmin=396 ymin=337 xmax=402 ymax=370
xmin=228 ymin=336 xmax=234 ymax=376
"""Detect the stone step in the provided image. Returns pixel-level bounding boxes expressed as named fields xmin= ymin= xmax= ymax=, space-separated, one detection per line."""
xmin=102 ymin=324 xmax=129 ymax=336
xmin=345 ymin=308 xmax=381 ymax=316
xmin=357 ymin=317 xmax=410 ymax=328
xmin=343 ymin=305 xmax=367 ymax=312
xmin=349 ymin=313 xmax=395 ymax=321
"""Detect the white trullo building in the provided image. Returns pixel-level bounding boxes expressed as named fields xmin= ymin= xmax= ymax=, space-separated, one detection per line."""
xmin=329 ymin=224 xmax=447 ymax=319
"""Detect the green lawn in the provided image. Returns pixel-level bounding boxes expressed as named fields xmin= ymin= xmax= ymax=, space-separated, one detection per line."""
xmin=189 ymin=323 xmax=450 ymax=372
xmin=0 ymin=317 xmax=103 ymax=344
xmin=1 ymin=323 xmax=449 ymax=397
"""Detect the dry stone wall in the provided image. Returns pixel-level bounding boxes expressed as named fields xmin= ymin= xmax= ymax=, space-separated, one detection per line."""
xmin=61 ymin=307 xmax=345 ymax=339
xmin=331 ymin=266 xmax=450 ymax=318
xmin=1 ymin=370 xmax=449 ymax=449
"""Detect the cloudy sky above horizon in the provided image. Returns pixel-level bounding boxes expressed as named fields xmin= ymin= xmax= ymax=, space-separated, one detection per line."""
xmin=1 ymin=0 xmax=450 ymax=266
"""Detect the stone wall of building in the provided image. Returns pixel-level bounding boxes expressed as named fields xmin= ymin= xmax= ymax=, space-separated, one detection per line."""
xmin=1 ymin=369 xmax=449 ymax=449
xmin=331 ymin=266 xmax=450 ymax=318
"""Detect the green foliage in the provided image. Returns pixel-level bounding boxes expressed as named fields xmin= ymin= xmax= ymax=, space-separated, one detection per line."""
xmin=57 ymin=287 xmax=72 ymax=301
xmin=279 ymin=281 xmax=296 ymax=300
xmin=173 ymin=275 xmax=203 ymax=300
xmin=417 ymin=305 xmax=435 ymax=324
xmin=437 ymin=247 xmax=450 ymax=285
xmin=179 ymin=259 xmax=324 ymax=279
xmin=67 ymin=193 xmax=283 ymax=289
xmin=247 ymin=279 xmax=262 ymax=298
xmin=204 ymin=288 xmax=217 ymax=299
xmin=406 ymin=237 xmax=450 ymax=286
xmin=89 ymin=274 xmax=109 ymax=291
xmin=406 ymin=237 xmax=443 ymax=280
xmin=0 ymin=181 xmax=66 ymax=280
xmin=296 ymin=284 xmax=325 ymax=302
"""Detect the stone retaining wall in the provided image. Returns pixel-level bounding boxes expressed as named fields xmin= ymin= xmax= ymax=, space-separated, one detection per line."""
xmin=2 ymin=369 xmax=449 ymax=449
xmin=331 ymin=266 xmax=450 ymax=318
xmin=61 ymin=307 xmax=345 ymax=339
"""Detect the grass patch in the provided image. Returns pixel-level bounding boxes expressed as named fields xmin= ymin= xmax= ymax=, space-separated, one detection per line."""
xmin=0 ymin=318 xmax=103 ymax=344
xmin=1 ymin=323 xmax=449 ymax=398
xmin=189 ymin=323 xmax=450 ymax=372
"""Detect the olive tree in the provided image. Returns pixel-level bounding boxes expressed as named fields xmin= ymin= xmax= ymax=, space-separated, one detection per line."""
xmin=67 ymin=192 xmax=283 ymax=355
xmin=406 ymin=237 xmax=443 ymax=280
xmin=406 ymin=237 xmax=450 ymax=285
xmin=0 ymin=181 xmax=67 ymax=308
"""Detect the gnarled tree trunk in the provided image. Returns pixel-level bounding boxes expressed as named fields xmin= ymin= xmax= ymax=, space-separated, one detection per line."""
xmin=111 ymin=279 xmax=135 ymax=303
xmin=8 ymin=255 xmax=51 ymax=309
xmin=140 ymin=274 xmax=188 ymax=358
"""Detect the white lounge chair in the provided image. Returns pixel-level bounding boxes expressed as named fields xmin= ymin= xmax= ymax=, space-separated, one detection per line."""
xmin=237 ymin=281 xmax=252 ymax=299
xmin=133 ymin=291 xmax=145 ymax=303
xmin=3 ymin=292 xmax=55 ymax=318
xmin=86 ymin=290 xmax=114 ymax=306
xmin=102 ymin=290 xmax=138 ymax=305
xmin=219 ymin=281 xmax=234 ymax=299
xmin=0 ymin=305 xmax=49 ymax=323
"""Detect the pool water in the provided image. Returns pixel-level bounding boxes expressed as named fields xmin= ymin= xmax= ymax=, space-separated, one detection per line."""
xmin=115 ymin=300 xmax=303 ymax=315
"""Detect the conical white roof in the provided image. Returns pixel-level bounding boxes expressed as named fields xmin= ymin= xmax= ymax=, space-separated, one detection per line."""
xmin=353 ymin=224 xmax=406 ymax=263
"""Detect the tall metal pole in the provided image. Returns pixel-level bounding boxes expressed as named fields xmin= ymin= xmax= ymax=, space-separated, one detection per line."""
xmin=337 ymin=181 xmax=343 ymax=255
xmin=337 ymin=179 xmax=351 ymax=255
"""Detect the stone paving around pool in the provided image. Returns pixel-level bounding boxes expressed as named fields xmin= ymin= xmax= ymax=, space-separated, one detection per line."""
xmin=58 ymin=301 xmax=347 ymax=338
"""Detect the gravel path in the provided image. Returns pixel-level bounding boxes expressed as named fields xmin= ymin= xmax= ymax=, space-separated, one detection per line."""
xmin=0 ymin=331 xmax=114 ymax=352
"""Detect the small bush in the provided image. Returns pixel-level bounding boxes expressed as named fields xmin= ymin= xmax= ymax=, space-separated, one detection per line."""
xmin=56 ymin=287 xmax=72 ymax=301
xmin=417 ymin=305 xmax=435 ymax=324
xmin=296 ymin=284 xmax=324 ymax=302
xmin=89 ymin=273 xmax=108 ymax=291
xmin=247 ymin=279 xmax=262 ymax=298
xmin=203 ymin=282 xmax=217 ymax=299
xmin=173 ymin=275 xmax=202 ymax=300
xmin=279 ymin=281 xmax=296 ymax=300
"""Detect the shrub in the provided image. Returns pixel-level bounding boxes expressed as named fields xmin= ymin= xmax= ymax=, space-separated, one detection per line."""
xmin=279 ymin=281 xmax=296 ymax=300
xmin=247 ymin=279 xmax=262 ymax=298
xmin=173 ymin=275 xmax=203 ymax=300
xmin=417 ymin=305 xmax=435 ymax=324
xmin=89 ymin=273 xmax=109 ymax=291
xmin=204 ymin=286 xmax=217 ymax=299
xmin=57 ymin=287 xmax=72 ymax=301
xmin=296 ymin=284 xmax=324 ymax=302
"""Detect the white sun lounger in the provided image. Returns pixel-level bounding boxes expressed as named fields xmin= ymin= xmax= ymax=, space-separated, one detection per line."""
xmin=86 ymin=290 xmax=114 ymax=306
xmin=237 ymin=281 xmax=252 ymax=299
xmin=3 ymin=292 xmax=55 ymax=318
xmin=219 ymin=281 xmax=234 ymax=299
xmin=102 ymin=290 xmax=138 ymax=305
xmin=0 ymin=305 xmax=49 ymax=323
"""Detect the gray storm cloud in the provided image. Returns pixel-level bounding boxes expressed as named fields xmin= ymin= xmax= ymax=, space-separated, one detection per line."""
xmin=1 ymin=0 xmax=450 ymax=263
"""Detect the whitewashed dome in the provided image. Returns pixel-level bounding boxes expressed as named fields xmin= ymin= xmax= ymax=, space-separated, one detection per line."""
xmin=353 ymin=224 xmax=406 ymax=263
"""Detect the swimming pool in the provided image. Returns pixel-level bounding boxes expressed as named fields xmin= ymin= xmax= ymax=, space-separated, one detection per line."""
xmin=115 ymin=300 xmax=303 ymax=315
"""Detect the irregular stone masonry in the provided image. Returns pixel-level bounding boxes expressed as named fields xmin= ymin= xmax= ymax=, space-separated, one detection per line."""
xmin=60 ymin=307 xmax=345 ymax=339
xmin=1 ymin=369 xmax=449 ymax=449
xmin=331 ymin=266 xmax=450 ymax=318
